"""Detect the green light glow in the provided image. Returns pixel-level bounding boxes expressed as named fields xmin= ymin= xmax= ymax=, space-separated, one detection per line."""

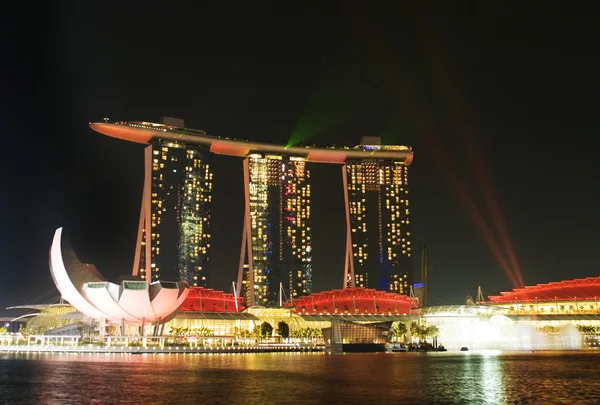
xmin=287 ymin=43 xmax=377 ymax=148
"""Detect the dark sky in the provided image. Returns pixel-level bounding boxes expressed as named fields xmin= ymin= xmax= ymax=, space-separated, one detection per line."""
xmin=2 ymin=2 xmax=599 ymax=315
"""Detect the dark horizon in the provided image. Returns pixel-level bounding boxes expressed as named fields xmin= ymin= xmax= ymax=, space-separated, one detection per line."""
xmin=2 ymin=2 xmax=599 ymax=315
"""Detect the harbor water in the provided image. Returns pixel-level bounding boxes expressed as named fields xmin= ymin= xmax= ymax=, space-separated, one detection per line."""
xmin=1 ymin=350 xmax=599 ymax=404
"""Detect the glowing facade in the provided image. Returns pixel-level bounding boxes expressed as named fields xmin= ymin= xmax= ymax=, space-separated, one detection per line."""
xmin=238 ymin=155 xmax=311 ymax=306
xmin=290 ymin=287 xmax=417 ymax=315
xmin=343 ymin=138 xmax=412 ymax=294
xmin=180 ymin=287 xmax=245 ymax=312
xmin=133 ymin=140 xmax=213 ymax=286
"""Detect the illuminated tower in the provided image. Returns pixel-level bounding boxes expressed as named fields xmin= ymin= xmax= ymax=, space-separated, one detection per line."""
xmin=133 ymin=140 xmax=213 ymax=286
xmin=342 ymin=137 xmax=412 ymax=294
xmin=284 ymin=157 xmax=312 ymax=300
xmin=237 ymin=155 xmax=311 ymax=306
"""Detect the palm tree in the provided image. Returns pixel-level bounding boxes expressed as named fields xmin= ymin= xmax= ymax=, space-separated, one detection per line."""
xmin=409 ymin=321 xmax=421 ymax=341
xmin=389 ymin=323 xmax=407 ymax=342
xmin=425 ymin=325 xmax=439 ymax=340
xmin=197 ymin=327 xmax=214 ymax=337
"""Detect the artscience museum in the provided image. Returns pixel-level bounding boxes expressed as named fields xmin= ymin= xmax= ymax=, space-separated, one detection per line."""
xmin=49 ymin=227 xmax=189 ymax=335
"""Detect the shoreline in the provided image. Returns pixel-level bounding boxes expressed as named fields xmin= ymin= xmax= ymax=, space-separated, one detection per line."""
xmin=0 ymin=344 xmax=324 ymax=355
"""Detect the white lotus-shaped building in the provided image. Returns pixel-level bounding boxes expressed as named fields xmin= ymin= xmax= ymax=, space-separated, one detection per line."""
xmin=49 ymin=227 xmax=189 ymax=324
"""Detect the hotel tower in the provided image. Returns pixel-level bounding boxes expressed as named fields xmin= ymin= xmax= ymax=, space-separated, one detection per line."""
xmin=238 ymin=155 xmax=312 ymax=306
xmin=132 ymin=118 xmax=213 ymax=286
xmin=343 ymin=137 xmax=412 ymax=294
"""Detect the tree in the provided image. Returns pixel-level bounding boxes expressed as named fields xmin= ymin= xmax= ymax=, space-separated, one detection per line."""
xmin=234 ymin=327 xmax=252 ymax=338
xmin=277 ymin=321 xmax=290 ymax=339
xmin=0 ymin=327 xmax=7 ymax=335
xmin=389 ymin=323 xmax=407 ymax=342
xmin=194 ymin=327 xmax=214 ymax=337
xmin=425 ymin=325 xmax=439 ymax=339
xmin=260 ymin=322 xmax=273 ymax=338
xmin=576 ymin=325 xmax=596 ymax=334
xmin=409 ymin=322 xmax=421 ymax=339
xmin=542 ymin=325 xmax=559 ymax=334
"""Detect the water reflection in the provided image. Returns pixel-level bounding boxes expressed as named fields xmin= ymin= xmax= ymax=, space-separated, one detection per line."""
xmin=1 ymin=351 xmax=600 ymax=404
xmin=481 ymin=354 xmax=504 ymax=404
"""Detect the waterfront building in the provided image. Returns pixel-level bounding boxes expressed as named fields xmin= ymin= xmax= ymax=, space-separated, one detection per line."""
xmin=484 ymin=277 xmax=600 ymax=317
xmin=343 ymin=137 xmax=412 ymax=294
xmin=290 ymin=287 xmax=416 ymax=315
xmin=21 ymin=235 xmax=600 ymax=351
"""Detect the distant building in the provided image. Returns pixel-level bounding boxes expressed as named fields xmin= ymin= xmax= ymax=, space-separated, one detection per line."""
xmin=344 ymin=137 xmax=412 ymax=294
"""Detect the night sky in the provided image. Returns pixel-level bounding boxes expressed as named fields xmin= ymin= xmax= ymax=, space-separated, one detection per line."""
xmin=2 ymin=3 xmax=599 ymax=315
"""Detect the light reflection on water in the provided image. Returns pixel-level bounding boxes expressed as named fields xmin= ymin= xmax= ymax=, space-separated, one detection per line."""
xmin=1 ymin=351 xmax=600 ymax=404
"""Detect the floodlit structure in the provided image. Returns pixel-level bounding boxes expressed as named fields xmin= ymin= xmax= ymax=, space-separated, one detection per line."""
xmin=49 ymin=227 xmax=189 ymax=331
xmin=420 ymin=305 xmax=582 ymax=351
xmin=89 ymin=120 xmax=414 ymax=305
xmin=180 ymin=287 xmax=244 ymax=313
xmin=485 ymin=277 xmax=600 ymax=316
xmin=289 ymin=287 xmax=417 ymax=315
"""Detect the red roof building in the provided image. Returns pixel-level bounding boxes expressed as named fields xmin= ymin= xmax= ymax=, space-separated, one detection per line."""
xmin=180 ymin=287 xmax=245 ymax=313
xmin=487 ymin=277 xmax=600 ymax=303
xmin=288 ymin=287 xmax=417 ymax=314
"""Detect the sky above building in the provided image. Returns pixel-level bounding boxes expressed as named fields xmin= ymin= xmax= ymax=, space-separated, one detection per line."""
xmin=1 ymin=2 xmax=599 ymax=314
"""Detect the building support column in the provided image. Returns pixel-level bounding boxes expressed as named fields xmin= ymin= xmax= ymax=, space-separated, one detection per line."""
xmin=236 ymin=221 xmax=247 ymax=298
xmin=237 ymin=158 xmax=255 ymax=306
xmin=99 ymin=318 xmax=106 ymax=339
xmin=132 ymin=145 xmax=153 ymax=282
xmin=342 ymin=164 xmax=355 ymax=288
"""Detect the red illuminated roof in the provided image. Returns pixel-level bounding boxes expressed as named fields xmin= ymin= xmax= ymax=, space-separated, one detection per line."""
xmin=487 ymin=277 xmax=600 ymax=303
xmin=89 ymin=122 xmax=414 ymax=164
xmin=289 ymin=287 xmax=418 ymax=314
xmin=180 ymin=287 xmax=245 ymax=313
